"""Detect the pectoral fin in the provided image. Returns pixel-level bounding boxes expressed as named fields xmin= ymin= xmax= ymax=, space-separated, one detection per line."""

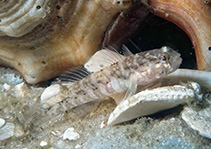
xmin=110 ymin=78 xmax=138 ymax=105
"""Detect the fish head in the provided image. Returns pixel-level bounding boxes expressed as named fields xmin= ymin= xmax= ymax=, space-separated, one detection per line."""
xmin=136 ymin=46 xmax=182 ymax=78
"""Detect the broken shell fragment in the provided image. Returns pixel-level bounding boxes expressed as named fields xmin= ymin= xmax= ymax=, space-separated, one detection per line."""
xmin=0 ymin=118 xmax=5 ymax=128
xmin=107 ymin=82 xmax=202 ymax=125
xmin=0 ymin=0 xmax=132 ymax=84
xmin=62 ymin=127 xmax=80 ymax=141
xmin=0 ymin=122 xmax=15 ymax=141
xmin=40 ymin=84 xmax=62 ymax=104
xmin=144 ymin=0 xmax=211 ymax=71
xmin=181 ymin=106 xmax=211 ymax=139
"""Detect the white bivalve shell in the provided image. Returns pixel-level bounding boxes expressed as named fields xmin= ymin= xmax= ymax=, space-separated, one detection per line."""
xmin=108 ymin=82 xmax=202 ymax=125
xmin=0 ymin=0 xmax=51 ymax=37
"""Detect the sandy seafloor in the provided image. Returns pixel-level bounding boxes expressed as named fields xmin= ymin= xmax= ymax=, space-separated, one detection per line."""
xmin=0 ymin=67 xmax=210 ymax=149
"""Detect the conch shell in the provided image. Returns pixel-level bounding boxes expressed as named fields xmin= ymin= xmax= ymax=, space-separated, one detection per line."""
xmin=0 ymin=0 xmax=210 ymax=84
xmin=0 ymin=0 xmax=51 ymax=37
xmin=0 ymin=0 xmax=132 ymax=84
xmin=143 ymin=0 xmax=211 ymax=71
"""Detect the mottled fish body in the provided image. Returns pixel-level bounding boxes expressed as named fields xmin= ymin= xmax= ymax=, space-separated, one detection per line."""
xmin=61 ymin=46 xmax=182 ymax=107
xmin=24 ymin=46 xmax=182 ymax=128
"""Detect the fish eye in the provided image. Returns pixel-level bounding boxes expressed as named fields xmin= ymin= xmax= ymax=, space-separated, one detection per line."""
xmin=160 ymin=54 xmax=169 ymax=62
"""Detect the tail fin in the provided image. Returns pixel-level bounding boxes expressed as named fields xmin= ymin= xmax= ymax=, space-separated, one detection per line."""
xmin=17 ymin=99 xmax=101 ymax=132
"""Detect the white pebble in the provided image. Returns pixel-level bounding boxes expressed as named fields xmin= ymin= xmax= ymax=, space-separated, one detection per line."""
xmin=0 ymin=122 xmax=15 ymax=141
xmin=40 ymin=84 xmax=61 ymax=103
xmin=62 ymin=127 xmax=80 ymax=141
xmin=3 ymin=83 xmax=11 ymax=91
xmin=100 ymin=121 xmax=106 ymax=128
xmin=75 ymin=144 xmax=82 ymax=148
xmin=0 ymin=118 xmax=5 ymax=128
xmin=40 ymin=141 xmax=48 ymax=147
xmin=14 ymin=82 xmax=27 ymax=97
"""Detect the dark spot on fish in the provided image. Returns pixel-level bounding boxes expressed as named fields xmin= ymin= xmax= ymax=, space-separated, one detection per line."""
xmin=76 ymin=90 xmax=85 ymax=94
xmin=74 ymin=97 xmax=77 ymax=99
xmin=208 ymin=46 xmax=211 ymax=51
xmin=123 ymin=75 xmax=127 ymax=79
xmin=100 ymin=64 xmax=104 ymax=68
xmin=110 ymin=72 xmax=115 ymax=76
xmin=132 ymin=65 xmax=138 ymax=69
xmin=91 ymin=83 xmax=95 ymax=87
xmin=159 ymin=70 xmax=164 ymax=75
xmin=97 ymin=80 xmax=102 ymax=83
xmin=65 ymin=111 xmax=68 ymax=113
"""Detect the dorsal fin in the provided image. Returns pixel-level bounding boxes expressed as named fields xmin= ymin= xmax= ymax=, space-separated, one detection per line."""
xmin=54 ymin=66 xmax=91 ymax=85
xmin=84 ymin=45 xmax=136 ymax=73
xmin=84 ymin=48 xmax=125 ymax=73
xmin=128 ymin=39 xmax=142 ymax=52
xmin=121 ymin=45 xmax=133 ymax=56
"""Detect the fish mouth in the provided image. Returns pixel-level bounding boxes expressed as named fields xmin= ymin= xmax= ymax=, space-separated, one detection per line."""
xmin=170 ymin=56 xmax=182 ymax=72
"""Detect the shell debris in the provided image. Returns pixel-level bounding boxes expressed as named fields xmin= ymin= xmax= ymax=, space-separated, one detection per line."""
xmin=0 ymin=122 xmax=14 ymax=141
xmin=0 ymin=118 xmax=5 ymax=128
xmin=3 ymin=83 xmax=11 ymax=91
xmin=181 ymin=106 xmax=211 ymax=139
xmin=40 ymin=140 xmax=48 ymax=147
xmin=40 ymin=84 xmax=62 ymax=105
xmin=62 ymin=127 xmax=80 ymax=141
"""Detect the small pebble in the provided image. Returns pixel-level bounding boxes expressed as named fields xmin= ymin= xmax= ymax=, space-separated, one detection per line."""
xmin=14 ymin=122 xmax=25 ymax=137
xmin=3 ymin=83 xmax=11 ymax=91
xmin=0 ymin=122 xmax=15 ymax=141
xmin=62 ymin=127 xmax=80 ymax=141
xmin=40 ymin=141 xmax=48 ymax=147
xmin=40 ymin=84 xmax=61 ymax=103
xmin=75 ymin=144 xmax=82 ymax=148
xmin=14 ymin=82 xmax=27 ymax=97
xmin=100 ymin=121 xmax=106 ymax=128
xmin=0 ymin=118 xmax=5 ymax=128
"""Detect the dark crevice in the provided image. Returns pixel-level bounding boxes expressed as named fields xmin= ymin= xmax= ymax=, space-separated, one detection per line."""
xmin=124 ymin=13 xmax=197 ymax=69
